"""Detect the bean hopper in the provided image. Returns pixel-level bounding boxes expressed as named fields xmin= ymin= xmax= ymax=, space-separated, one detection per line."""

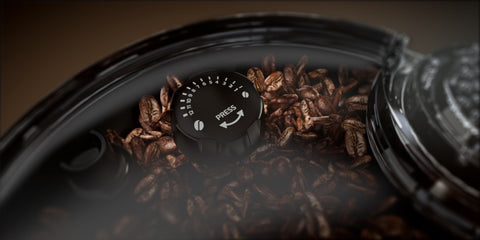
xmin=0 ymin=13 xmax=478 ymax=239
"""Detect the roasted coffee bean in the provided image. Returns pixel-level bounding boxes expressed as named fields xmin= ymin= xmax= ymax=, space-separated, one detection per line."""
xmin=166 ymin=74 xmax=182 ymax=91
xmin=338 ymin=65 xmax=348 ymax=86
xmin=158 ymin=120 xmax=172 ymax=134
xmin=278 ymin=127 xmax=295 ymax=147
xmin=134 ymin=174 xmax=157 ymax=203
xmin=156 ymin=136 xmax=177 ymax=154
xmin=159 ymin=201 xmax=181 ymax=225
xmin=144 ymin=140 xmax=162 ymax=164
xmin=298 ymin=73 xmax=310 ymax=87
xmin=247 ymin=67 xmax=266 ymax=93
xmin=112 ymin=215 xmax=138 ymax=238
xmin=350 ymin=154 xmax=372 ymax=169
xmin=225 ymin=204 xmax=242 ymax=223
xmin=305 ymin=192 xmax=331 ymax=238
xmin=250 ymin=143 xmax=276 ymax=161
xmin=346 ymin=182 xmax=375 ymax=195
xmin=283 ymin=64 xmax=297 ymax=87
xmin=358 ymin=84 xmax=371 ymax=95
xmin=105 ymin=129 xmax=124 ymax=146
xmin=262 ymin=54 xmax=276 ymax=75
xmin=297 ymin=86 xmax=320 ymax=100
xmin=268 ymin=93 xmax=298 ymax=109
xmin=339 ymin=79 xmax=358 ymax=94
xmin=265 ymin=71 xmax=284 ymax=92
xmin=316 ymin=96 xmax=335 ymax=115
xmin=295 ymin=55 xmax=309 ymax=76
xmin=371 ymin=196 xmax=398 ymax=216
xmin=166 ymin=154 xmax=186 ymax=168
xmin=294 ymin=131 xmax=318 ymax=141
xmin=323 ymin=77 xmax=336 ymax=96
xmin=345 ymin=95 xmax=368 ymax=112
xmin=267 ymin=108 xmax=283 ymax=122
xmin=345 ymin=129 xmax=367 ymax=157
xmin=341 ymin=118 xmax=366 ymax=133
xmin=130 ymin=137 xmax=146 ymax=164
xmin=306 ymin=99 xmax=320 ymax=117
xmin=308 ymin=68 xmax=328 ymax=80
xmin=139 ymin=95 xmax=161 ymax=131
xmin=222 ymin=221 xmax=241 ymax=239
xmin=125 ymin=128 xmax=145 ymax=143
xmin=236 ymin=166 xmax=254 ymax=184
xmin=371 ymin=215 xmax=407 ymax=238
xmin=160 ymin=85 xmax=171 ymax=112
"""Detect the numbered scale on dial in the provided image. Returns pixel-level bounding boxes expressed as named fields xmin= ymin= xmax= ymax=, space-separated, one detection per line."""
xmin=172 ymin=72 xmax=263 ymax=158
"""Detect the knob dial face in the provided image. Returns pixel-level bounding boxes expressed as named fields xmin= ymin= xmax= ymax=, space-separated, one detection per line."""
xmin=172 ymin=72 xmax=263 ymax=144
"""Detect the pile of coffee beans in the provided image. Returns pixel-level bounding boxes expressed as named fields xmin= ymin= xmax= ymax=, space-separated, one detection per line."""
xmin=96 ymin=55 xmax=429 ymax=239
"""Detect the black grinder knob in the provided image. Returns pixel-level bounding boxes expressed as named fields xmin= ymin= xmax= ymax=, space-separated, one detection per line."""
xmin=172 ymin=72 xmax=263 ymax=160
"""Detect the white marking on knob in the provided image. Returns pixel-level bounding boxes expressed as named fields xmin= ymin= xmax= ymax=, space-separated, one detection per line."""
xmin=242 ymin=91 xmax=249 ymax=98
xmin=219 ymin=110 xmax=244 ymax=129
xmin=194 ymin=120 xmax=204 ymax=131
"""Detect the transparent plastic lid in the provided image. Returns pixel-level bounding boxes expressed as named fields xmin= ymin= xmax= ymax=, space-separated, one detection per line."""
xmin=407 ymin=44 xmax=479 ymax=189
xmin=1 ymin=13 xmax=474 ymax=240
xmin=368 ymin=43 xmax=480 ymax=239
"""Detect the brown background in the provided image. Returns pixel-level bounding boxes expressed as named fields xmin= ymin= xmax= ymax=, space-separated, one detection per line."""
xmin=1 ymin=1 xmax=478 ymax=134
